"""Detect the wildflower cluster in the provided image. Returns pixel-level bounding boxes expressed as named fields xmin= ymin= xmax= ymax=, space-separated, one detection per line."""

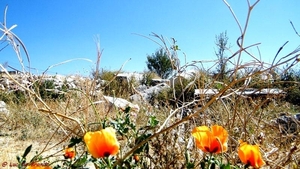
xmin=192 ymin=125 xmax=265 ymax=168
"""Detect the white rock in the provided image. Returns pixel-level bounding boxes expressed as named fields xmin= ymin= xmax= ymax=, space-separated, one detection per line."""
xmin=84 ymin=162 xmax=96 ymax=169
xmin=103 ymin=96 xmax=140 ymax=112
xmin=130 ymin=83 xmax=170 ymax=102
xmin=0 ymin=101 xmax=9 ymax=116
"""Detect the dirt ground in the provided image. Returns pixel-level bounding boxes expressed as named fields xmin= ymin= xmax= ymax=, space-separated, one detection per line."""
xmin=0 ymin=135 xmax=63 ymax=169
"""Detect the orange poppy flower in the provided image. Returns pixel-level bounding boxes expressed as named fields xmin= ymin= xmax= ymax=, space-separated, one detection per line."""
xmin=238 ymin=140 xmax=265 ymax=168
xmin=83 ymin=127 xmax=120 ymax=158
xmin=64 ymin=147 xmax=76 ymax=159
xmin=26 ymin=162 xmax=51 ymax=169
xmin=191 ymin=125 xmax=228 ymax=154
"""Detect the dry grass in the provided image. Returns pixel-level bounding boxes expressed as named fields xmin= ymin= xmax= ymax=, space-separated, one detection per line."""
xmin=1 ymin=92 xmax=299 ymax=168
xmin=0 ymin=1 xmax=300 ymax=168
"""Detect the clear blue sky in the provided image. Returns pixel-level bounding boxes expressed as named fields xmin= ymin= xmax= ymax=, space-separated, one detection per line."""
xmin=0 ymin=1 xmax=299 ymax=76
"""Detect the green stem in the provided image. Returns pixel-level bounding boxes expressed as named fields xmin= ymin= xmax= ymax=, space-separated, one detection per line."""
xmin=107 ymin=157 xmax=112 ymax=169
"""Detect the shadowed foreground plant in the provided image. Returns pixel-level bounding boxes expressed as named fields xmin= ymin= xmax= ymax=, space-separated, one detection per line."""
xmin=83 ymin=127 xmax=120 ymax=158
xmin=238 ymin=140 xmax=265 ymax=168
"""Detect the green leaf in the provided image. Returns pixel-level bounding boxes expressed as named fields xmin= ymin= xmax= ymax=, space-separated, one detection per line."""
xmin=185 ymin=150 xmax=190 ymax=163
xmin=124 ymin=106 xmax=131 ymax=113
xmin=148 ymin=116 xmax=159 ymax=127
xmin=220 ymin=164 xmax=231 ymax=169
xmin=73 ymin=153 xmax=88 ymax=167
xmin=16 ymin=155 xmax=20 ymax=161
xmin=22 ymin=144 xmax=32 ymax=158
xmin=134 ymin=133 xmax=151 ymax=154
xmin=200 ymin=161 xmax=206 ymax=169
xmin=68 ymin=137 xmax=82 ymax=147
xmin=186 ymin=162 xmax=195 ymax=169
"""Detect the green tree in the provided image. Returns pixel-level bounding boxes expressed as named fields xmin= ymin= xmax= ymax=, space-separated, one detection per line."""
xmin=146 ymin=48 xmax=173 ymax=79
xmin=280 ymin=67 xmax=300 ymax=106
xmin=215 ymin=31 xmax=229 ymax=81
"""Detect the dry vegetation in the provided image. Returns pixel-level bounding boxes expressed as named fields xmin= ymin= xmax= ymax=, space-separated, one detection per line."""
xmin=0 ymin=1 xmax=300 ymax=169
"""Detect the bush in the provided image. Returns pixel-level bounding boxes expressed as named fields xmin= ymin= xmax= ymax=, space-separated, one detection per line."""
xmin=280 ymin=68 xmax=300 ymax=106
xmin=99 ymin=70 xmax=137 ymax=98
xmin=149 ymin=77 xmax=195 ymax=107
xmin=33 ymin=79 xmax=67 ymax=101
xmin=0 ymin=90 xmax=27 ymax=104
xmin=285 ymin=85 xmax=300 ymax=106
xmin=141 ymin=71 xmax=157 ymax=86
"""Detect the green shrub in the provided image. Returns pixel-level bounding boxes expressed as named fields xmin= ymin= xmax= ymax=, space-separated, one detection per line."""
xmin=0 ymin=90 xmax=27 ymax=104
xmin=33 ymin=79 xmax=67 ymax=101
xmin=285 ymin=85 xmax=300 ymax=106
xmin=99 ymin=70 xmax=137 ymax=98
xmin=141 ymin=71 xmax=157 ymax=86
xmin=149 ymin=77 xmax=195 ymax=107
xmin=280 ymin=68 xmax=300 ymax=106
xmin=172 ymin=77 xmax=194 ymax=104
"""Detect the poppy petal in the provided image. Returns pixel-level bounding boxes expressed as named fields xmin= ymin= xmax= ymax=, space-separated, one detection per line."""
xmin=192 ymin=125 xmax=228 ymax=154
xmin=238 ymin=140 xmax=265 ymax=168
xmin=84 ymin=127 xmax=120 ymax=158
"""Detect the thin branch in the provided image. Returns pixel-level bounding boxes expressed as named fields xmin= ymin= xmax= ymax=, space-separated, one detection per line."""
xmin=290 ymin=20 xmax=300 ymax=37
xmin=272 ymin=41 xmax=289 ymax=67
xmin=42 ymin=58 xmax=93 ymax=74
xmin=132 ymin=32 xmax=163 ymax=48
xmin=222 ymin=0 xmax=243 ymax=34
xmin=3 ymin=5 xmax=7 ymax=27
xmin=275 ymin=45 xmax=300 ymax=65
